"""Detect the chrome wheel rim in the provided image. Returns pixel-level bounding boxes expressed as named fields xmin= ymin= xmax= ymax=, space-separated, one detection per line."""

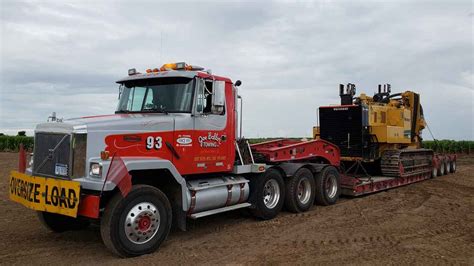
xmin=263 ymin=179 xmax=280 ymax=209
xmin=452 ymin=161 xmax=456 ymax=172
xmin=446 ymin=162 xmax=451 ymax=173
xmin=440 ymin=164 xmax=445 ymax=175
xmin=325 ymin=175 xmax=338 ymax=199
xmin=297 ymin=178 xmax=312 ymax=205
xmin=432 ymin=167 xmax=437 ymax=177
xmin=125 ymin=202 xmax=160 ymax=244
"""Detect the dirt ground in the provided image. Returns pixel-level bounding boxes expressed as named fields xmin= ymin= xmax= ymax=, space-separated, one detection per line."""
xmin=0 ymin=152 xmax=473 ymax=265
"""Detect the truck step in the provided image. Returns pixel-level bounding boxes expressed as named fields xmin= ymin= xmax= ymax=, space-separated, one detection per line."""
xmin=189 ymin=203 xmax=252 ymax=219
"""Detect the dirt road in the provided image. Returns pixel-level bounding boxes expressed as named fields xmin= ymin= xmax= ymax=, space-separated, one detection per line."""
xmin=0 ymin=152 xmax=473 ymax=265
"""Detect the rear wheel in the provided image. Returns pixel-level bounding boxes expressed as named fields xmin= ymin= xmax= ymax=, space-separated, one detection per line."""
xmin=100 ymin=185 xmax=172 ymax=257
xmin=314 ymin=166 xmax=340 ymax=206
xmin=37 ymin=212 xmax=89 ymax=233
xmin=284 ymin=168 xmax=315 ymax=213
xmin=249 ymin=168 xmax=285 ymax=220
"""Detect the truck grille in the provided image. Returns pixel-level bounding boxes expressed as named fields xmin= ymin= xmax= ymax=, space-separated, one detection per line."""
xmin=33 ymin=133 xmax=71 ymax=178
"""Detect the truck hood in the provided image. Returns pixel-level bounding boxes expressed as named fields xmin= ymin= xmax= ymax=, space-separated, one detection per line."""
xmin=35 ymin=113 xmax=176 ymax=134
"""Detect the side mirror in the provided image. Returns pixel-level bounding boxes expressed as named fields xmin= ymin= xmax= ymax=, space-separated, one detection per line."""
xmin=235 ymin=80 xmax=242 ymax=87
xmin=212 ymin=80 xmax=225 ymax=114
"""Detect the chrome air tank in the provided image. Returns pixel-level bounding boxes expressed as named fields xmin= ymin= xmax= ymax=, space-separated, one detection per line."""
xmin=186 ymin=176 xmax=249 ymax=214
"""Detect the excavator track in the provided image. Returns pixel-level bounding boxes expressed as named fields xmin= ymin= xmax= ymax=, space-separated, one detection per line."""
xmin=381 ymin=149 xmax=434 ymax=178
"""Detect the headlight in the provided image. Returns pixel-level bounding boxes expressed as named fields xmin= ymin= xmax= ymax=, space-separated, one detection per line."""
xmin=89 ymin=162 xmax=102 ymax=177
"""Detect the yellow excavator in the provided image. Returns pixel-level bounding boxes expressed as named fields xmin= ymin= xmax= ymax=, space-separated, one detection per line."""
xmin=314 ymin=84 xmax=433 ymax=177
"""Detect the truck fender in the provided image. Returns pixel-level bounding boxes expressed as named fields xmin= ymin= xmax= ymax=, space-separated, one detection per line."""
xmin=117 ymin=157 xmax=189 ymax=211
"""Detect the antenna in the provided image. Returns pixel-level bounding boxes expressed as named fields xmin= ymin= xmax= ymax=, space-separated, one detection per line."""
xmin=160 ymin=31 xmax=163 ymax=63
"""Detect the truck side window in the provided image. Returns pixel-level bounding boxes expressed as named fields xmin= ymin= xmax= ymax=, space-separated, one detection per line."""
xmin=196 ymin=79 xmax=225 ymax=115
xmin=203 ymin=81 xmax=213 ymax=113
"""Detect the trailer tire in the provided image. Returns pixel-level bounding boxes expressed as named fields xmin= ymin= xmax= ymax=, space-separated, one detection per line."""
xmin=439 ymin=161 xmax=445 ymax=176
xmin=314 ymin=166 xmax=340 ymax=206
xmin=249 ymin=168 xmax=285 ymax=220
xmin=450 ymin=160 xmax=456 ymax=173
xmin=431 ymin=166 xmax=438 ymax=178
xmin=445 ymin=160 xmax=451 ymax=174
xmin=284 ymin=168 xmax=315 ymax=213
xmin=100 ymin=185 xmax=172 ymax=257
xmin=37 ymin=212 xmax=89 ymax=233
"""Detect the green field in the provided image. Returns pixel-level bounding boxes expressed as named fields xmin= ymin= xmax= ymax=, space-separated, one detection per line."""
xmin=0 ymin=136 xmax=34 ymax=152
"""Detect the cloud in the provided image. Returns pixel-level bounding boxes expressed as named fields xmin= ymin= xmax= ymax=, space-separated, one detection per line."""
xmin=0 ymin=0 xmax=472 ymax=140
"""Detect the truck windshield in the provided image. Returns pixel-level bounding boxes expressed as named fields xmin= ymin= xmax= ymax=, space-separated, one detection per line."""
xmin=116 ymin=77 xmax=194 ymax=113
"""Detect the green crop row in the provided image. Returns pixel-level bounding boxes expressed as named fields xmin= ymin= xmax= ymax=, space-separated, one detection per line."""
xmin=0 ymin=136 xmax=34 ymax=152
xmin=422 ymin=140 xmax=473 ymax=154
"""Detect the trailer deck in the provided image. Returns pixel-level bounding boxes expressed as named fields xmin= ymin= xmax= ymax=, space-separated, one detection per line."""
xmin=340 ymin=172 xmax=432 ymax=196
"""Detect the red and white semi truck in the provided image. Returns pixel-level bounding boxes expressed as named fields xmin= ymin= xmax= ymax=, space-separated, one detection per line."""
xmin=9 ymin=62 xmax=456 ymax=257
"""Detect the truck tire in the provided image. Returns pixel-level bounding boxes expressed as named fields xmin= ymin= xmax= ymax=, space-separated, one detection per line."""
xmin=100 ymin=185 xmax=172 ymax=257
xmin=314 ymin=166 xmax=340 ymax=206
xmin=249 ymin=168 xmax=285 ymax=220
xmin=284 ymin=168 xmax=315 ymax=213
xmin=37 ymin=212 xmax=89 ymax=233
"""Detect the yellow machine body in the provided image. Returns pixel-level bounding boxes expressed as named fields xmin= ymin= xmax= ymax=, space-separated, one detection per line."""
xmin=315 ymin=89 xmax=426 ymax=162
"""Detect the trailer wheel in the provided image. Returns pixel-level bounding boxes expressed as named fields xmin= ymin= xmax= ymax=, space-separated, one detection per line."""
xmin=445 ymin=160 xmax=451 ymax=174
xmin=249 ymin=168 xmax=285 ymax=220
xmin=450 ymin=160 xmax=456 ymax=173
xmin=431 ymin=166 xmax=438 ymax=178
xmin=100 ymin=185 xmax=172 ymax=257
xmin=37 ymin=212 xmax=89 ymax=233
xmin=284 ymin=168 xmax=315 ymax=213
xmin=439 ymin=161 xmax=446 ymax=176
xmin=314 ymin=166 xmax=340 ymax=206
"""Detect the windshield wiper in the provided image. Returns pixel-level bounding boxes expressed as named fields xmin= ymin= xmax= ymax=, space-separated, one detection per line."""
xmin=115 ymin=110 xmax=131 ymax=114
xmin=142 ymin=105 xmax=169 ymax=114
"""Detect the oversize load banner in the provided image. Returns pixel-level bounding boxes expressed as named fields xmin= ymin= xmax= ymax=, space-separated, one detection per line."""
xmin=9 ymin=171 xmax=81 ymax=218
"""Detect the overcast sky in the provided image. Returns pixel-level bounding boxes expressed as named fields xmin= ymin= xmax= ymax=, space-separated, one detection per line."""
xmin=0 ymin=0 xmax=472 ymax=140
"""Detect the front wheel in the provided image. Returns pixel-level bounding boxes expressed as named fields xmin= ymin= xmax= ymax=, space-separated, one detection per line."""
xmin=37 ymin=212 xmax=89 ymax=233
xmin=100 ymin=185 xmax=172 ymax=257
xmin=314 ymin=166 xmax=341 ymax=206
xmin=249 ymin=168 xmax=285 ymax=220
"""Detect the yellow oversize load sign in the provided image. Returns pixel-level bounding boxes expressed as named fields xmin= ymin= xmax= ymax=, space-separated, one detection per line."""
xmin=9 ymin=171 xmax=81 ymax=218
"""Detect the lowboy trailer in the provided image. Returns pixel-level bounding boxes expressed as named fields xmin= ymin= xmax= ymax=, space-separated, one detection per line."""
xmin=9 ymin=63 xmax=456 ymax=257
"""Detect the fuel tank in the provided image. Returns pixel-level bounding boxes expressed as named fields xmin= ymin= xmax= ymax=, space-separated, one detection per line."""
xmin=186 ymin=176 xmax=249 ymax=214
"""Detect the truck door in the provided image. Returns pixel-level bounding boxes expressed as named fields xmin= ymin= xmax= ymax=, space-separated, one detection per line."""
xmin=192 ymin=78 xmax=233 ymax=174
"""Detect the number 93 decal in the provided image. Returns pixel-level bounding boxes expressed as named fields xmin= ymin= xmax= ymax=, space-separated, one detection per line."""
xmin=146 ymin=136 xmax=162 ymax=150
